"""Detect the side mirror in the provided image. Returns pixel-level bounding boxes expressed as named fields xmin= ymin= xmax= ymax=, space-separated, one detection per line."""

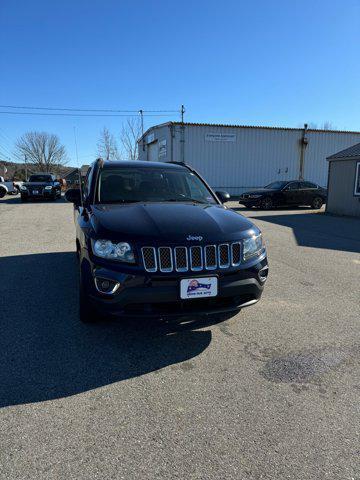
xmin=65 ymin=188 xmax=81 ymax=206
xmin=216 ymin=190 xmax=231 ymax=203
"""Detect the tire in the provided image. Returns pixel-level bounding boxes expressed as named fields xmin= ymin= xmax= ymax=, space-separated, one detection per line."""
xmin=0 ymin=188 xmax=6 ymax=199
xmin=79 ymin=273 xmax=110 ymax=323
xmin=76 ymin=244 xmax=80 ymax=262
xmin=260 ymin=196 xmax=273 ymax=210
xmin=311 ymin=196 xmax=323 ymax=209
xmin=79 ymin=280 xmax=99 ymax=323
xmin=21 ymin=196 xmax=28 ymax=202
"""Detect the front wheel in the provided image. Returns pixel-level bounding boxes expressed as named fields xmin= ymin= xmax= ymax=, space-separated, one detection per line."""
xmin=311 ymin=196 xmax=323 ymax=209
xmin=79 ymin=283 xmax=99 ymax=323
xmin=0 ymin=188 xmax=6 ymax=199
xmin=260 ymin=197 xmax=273 ymax=210
xmin=79 ymin=275 xmax=110 ymax=323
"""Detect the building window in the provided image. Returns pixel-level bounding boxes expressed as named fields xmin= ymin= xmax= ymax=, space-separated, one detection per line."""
xmin=355 ymin=162 xmax=360 ymax=196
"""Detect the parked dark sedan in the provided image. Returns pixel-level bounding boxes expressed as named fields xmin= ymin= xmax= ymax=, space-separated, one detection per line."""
xmin=239 ymin=180 xmax=327 ymax=209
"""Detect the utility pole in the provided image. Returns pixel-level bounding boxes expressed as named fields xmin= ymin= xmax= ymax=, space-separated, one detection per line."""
xmin=24 ymin=154 xmax=28 ymax=181
xmin=73 ymin=126 xmax=79 ymax=166
xmin=299 ymin=123 xmax=308 ymax=180
xmin=139 ymin=110 xmax=145 ymax=153
xmin=180 ymin=105 xmax=186 ymax=163
xmin=181 ymin=104 xmax=185 ymax=123
xmin=139 ymin=109 xmax=144 ymax=136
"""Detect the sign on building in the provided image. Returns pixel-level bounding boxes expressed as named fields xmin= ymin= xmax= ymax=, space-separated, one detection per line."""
xmin=205 ymin=132 xmax=236 ymax=142
xmin=147 ymin=133 xmax=155 ymax=144
xmin=158 ymin=139 xmax=167 ymax=158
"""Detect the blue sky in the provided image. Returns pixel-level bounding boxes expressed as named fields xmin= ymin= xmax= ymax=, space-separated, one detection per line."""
xmin=1 ymin=0 xmax=359 ymax=166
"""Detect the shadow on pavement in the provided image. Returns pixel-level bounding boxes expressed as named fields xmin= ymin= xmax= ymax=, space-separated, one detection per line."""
xmin=251 ymin=213 xmax=360 ymax=254
xmin=0 ymin=195 xmax=67 ymax=204
xmin=0 ymin=196 xmax=22 ymax=204
xmin=0 ymin=252 xmax=220 ymax=408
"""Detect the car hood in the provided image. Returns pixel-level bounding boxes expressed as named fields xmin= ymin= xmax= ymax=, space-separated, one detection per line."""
xmin=90 ymin=203 xmax=258 ymax=243
xmin=24 ymin=182 xmax=53 ymax=187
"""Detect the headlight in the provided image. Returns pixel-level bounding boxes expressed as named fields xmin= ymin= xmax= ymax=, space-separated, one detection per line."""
xmin=243 ymin=233 xmax=265 ymax=261
xmin=20 ymin=185 xmax=27 ymax=191
xmin=92 ymin=239 xmax=135 ymax=263
xmin=45 ymin=186 xmax=53 ymax=190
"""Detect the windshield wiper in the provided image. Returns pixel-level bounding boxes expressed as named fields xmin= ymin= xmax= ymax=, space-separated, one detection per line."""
xmin=102 ymin=199 xmax=141 ymax=204
xmin=165 ymin=197 xmax=207 ymax=204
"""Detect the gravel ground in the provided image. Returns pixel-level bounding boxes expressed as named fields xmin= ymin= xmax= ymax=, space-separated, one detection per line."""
xmin=0 ymin=195 xmax=359 ymax=480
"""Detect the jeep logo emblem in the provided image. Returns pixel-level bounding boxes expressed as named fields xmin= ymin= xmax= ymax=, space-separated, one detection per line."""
xmin=187 ymin=235 xmax=203 ymax=241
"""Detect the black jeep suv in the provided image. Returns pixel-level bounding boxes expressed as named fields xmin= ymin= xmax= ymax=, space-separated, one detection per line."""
xmin=65 ymin=159 xmax=268 ymax=323
xmin=20 ymin=173 xmax=62 ymax=201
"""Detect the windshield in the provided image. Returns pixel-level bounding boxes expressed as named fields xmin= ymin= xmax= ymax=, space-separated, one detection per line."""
xmin=29 ymin=175 xmax=53 ymax=183
xmin=97 ymin=168 xmax=217 ymax=204
xmin=264 ymin=181 xmax=288 ymax=190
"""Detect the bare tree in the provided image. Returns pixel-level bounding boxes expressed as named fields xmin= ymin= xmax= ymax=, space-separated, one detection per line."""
xmin=321 ymin=121 xmax=335 ymax=130
xmin=97 ymin=127 xmax=120 ymax=161
xmin=303 ymin=121 xmax=336 ymax=130
xmin=120 ymin=117 xmax=142 ymax=160
xmin=15 ymin=131 xmax=67 ymax=172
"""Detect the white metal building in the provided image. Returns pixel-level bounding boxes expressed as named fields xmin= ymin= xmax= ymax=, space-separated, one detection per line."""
xmin=138 ymin=122 xmax=360 ymax=195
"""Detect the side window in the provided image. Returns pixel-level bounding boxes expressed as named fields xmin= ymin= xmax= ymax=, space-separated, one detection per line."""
xmin=83 ymin=167 xmax=93 ymax=199
xmin=354 ymin=162 xmax=360 ymax=196
xmin=286 ymin=182 xmax=300 ymax=190
xmin=185 ymin=174 xmax=207 ymax=200
xmin=300 ymin=181 xmax=318 ymax=189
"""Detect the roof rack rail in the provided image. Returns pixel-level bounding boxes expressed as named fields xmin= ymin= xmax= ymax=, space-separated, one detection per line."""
xmin=165 ymin=160 xmax=195 ymax=172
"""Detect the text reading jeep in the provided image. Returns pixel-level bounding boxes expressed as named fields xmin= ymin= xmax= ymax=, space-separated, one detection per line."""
xmin=65 ymin=160 xmax=268 ymax=322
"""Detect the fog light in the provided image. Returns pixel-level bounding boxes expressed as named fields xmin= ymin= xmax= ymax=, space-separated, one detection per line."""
xmin=258 ymin=266 xmax=269 ymax=282
xmin=94 ymin=277 xmax=120 ymax=294
xmin=100 ymin=280 xmax=110 ymax=290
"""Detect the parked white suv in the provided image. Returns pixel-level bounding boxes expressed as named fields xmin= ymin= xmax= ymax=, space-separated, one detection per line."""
xmin=0 ymin=176 xmax=19 ymax=197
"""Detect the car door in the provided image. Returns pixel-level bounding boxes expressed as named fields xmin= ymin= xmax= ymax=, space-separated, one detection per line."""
xmin=282 ymin=182 xmax=301 ymax=205
xmin=299 ymin=181 xmax=319 ymax=205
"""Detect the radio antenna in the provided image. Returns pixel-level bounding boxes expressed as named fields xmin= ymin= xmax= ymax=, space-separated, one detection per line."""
xmin=77 ymin=167 xmax=84 ymax=209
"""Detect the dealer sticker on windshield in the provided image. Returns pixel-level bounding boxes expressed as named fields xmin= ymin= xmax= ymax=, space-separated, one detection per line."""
xmin=180 ymin=277 xmax=218 ymax=300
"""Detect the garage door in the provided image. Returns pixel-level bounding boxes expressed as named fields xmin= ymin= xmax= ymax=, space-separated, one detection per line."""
xmin=147 ymin=142 xmax=158 ymax=162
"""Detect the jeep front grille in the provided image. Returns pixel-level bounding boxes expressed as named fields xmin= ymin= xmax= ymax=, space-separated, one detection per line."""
xmin=141 ymin=243 xmax=241 ymax=273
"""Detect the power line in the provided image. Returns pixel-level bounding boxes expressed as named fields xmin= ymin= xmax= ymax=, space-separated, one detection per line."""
xmin=0 ymin=150 xmax=11 ymax=161
xmin=0 ymin=129 xmax=14 ymax=151
xmin=0 ymin=104 xmax=180 ymax=113
xmin=0 ymin=128 xmax=14 ymax=145
xmin=0 ymin=111 xmax=177 ymax=118
xmin=0 ymin=141 xmax=13 ymax=158
xmin=0 ymin=140 xmax=13 ymax=154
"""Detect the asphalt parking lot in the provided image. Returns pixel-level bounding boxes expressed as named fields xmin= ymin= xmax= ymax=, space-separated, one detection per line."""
xmin=0 ymin=196 xmax=359 ymax=480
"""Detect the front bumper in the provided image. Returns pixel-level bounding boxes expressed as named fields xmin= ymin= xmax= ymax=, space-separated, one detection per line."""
xmin=83 ymin=255 xmax=268 ymax=318
xmin=21 ymin=190 xmax=56 ymax=199
xmin=239 ymin=196 xmax=263 ymax=207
